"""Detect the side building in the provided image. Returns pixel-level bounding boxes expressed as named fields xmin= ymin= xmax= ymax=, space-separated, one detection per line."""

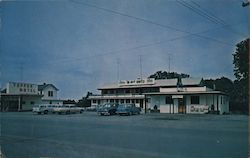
xmin=88 ymin=78 xmax=229 ymax=114
xmin=0 ymin=82 xmax=43 ymax=111
xmin=1 ymin=82 xmax=63 ymax=111
xmin=38 ymin=83 xmax=63 ymax=105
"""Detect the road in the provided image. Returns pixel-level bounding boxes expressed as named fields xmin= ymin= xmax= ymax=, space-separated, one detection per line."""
xmin=0 ymin=112 xmax=248 ymax=158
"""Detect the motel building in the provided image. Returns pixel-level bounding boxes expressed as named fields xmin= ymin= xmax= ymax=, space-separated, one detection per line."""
xmin=88 ymin=78 xmax=229 ymax=114
xmin=0 ymin=82 xmax=63 ymax=111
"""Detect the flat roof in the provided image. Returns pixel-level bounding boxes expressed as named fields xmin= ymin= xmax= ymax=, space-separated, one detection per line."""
xmin=0 ymin=93 xmax=43 ymax=97
xmin=144 ymin=91 xmax=227 ymax=95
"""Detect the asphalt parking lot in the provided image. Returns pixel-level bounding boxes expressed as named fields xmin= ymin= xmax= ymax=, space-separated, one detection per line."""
xmin=0 ymin=112 xmax=248 ymax=158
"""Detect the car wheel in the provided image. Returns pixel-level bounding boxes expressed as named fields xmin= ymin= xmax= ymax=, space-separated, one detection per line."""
xmin=80 ymin=110 xmax=83 ymax=113
xmin=44 ymin=110 xmax=48 ymax=114
xmin=37 ymin=112 xmax=41 ymax=115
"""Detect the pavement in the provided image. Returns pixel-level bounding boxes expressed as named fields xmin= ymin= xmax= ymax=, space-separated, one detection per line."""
xmin=0 ymin=112 xmax=248 ymax=158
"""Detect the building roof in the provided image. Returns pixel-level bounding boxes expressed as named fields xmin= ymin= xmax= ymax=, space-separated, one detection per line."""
xmin=181 ymin=78 xmax=202 ymax=86
xmin=144 ymin=90 xmax=227 ymax=95
xmin=98 ymin=78 xmax=178 ymax=90
xmin=38 ymin=83 xmax=59 ymax=91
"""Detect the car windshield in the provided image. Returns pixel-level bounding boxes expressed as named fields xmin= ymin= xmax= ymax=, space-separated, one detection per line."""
xmin=103 ymin=104 xmax=112 ymax=108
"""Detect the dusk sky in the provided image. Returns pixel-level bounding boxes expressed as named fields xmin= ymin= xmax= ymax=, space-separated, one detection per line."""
xmin=0 ymin=0 xmax=249 ymax=100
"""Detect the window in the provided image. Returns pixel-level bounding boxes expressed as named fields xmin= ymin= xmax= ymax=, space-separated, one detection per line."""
xmin=132 ymin=100 xmax=135 ymax=103
xmin=110 ymin=99 xmax=114 ymax=103
xmin=93 ymin=100 xmax=97 ymax=103
xmin=126 ymin=99 xmax=130 ymax=103
xmin=20 ymin=88 xmax=22 ymax=92
xmin=191 ymin=96 xmax=199 ymax=104
xmin=125 ymin=89 xmax=130 ymax=93
xmin=121 ymin=99 xmax=124 ymax=103
xmin=165 ymin=96 xmax=173 ymax=104
xmin=103 ymin=90 xmax=107 ymax=94
xmin=30 ymin=101 xmax=35 ymax=105
xmin=109 ymin=90 xmax=114 ymax=94
xmin=136 ymin=99 xmax=139 ymax=103
xmin=48 ymin=91 xmax=53 ymax=97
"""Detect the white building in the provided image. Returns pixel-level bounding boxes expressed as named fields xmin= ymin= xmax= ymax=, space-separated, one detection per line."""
xmin=1 ymin=82 xmax=43 ymax=111
xmin=88 ymin=78 xmax=229 ymax=114
xmin=38 ymin=83 xmax=63 ymax=105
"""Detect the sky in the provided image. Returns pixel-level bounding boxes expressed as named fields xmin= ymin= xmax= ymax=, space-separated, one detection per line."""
xmin=0 ymin=0 xmax=249 ymax=100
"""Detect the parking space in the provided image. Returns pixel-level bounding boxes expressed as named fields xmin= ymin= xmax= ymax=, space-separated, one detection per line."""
xmin=0 ymin=112 xmax=248 ymax=158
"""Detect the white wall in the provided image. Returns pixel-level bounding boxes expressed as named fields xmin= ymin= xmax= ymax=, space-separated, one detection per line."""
xmin=22 ymin=96 xmax=42 ymax=111
xmin=151 ymin=94 xmax=229 ymax=114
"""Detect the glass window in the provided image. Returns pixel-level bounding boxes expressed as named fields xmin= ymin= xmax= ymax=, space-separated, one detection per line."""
xmin=48 ymin=91 xmax=54 ymax=97
xmin=121 ymin=99 xmax=124 ymax=103
xmin=191 ymin=96 xmax=199 ymax=104
xmin=165 ymin=96 xmax=173 ymax=104
xmin=93 ymin=100 xmax=97 ymax=103
xmin=126 ymin=99 xmax=130 ymax=103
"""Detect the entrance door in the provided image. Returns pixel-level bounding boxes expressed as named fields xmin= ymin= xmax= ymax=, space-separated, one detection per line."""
xmin=178 ymin=98 xmax=186 ymax=114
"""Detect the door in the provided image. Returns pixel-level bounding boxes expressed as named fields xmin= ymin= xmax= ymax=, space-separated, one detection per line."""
xmin=178 ymin=98 xmax=186 ymax=114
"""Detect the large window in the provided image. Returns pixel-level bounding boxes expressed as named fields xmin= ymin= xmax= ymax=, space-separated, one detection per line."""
xmin=191 ymin=96 xmax=199 ymax=104
xmin=165 ymin=96 xmax=173 ymax=104
xmin=48 ymin=91 xmax=53 ymax=97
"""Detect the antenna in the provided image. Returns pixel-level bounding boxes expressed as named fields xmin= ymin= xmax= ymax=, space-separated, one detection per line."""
xmin=20 ymin=62 xmax=23 ymax=82
xmin=168 ymin=53 xmax=171 ymax=73
xmin=139 ymin=55 xmax=142 ymax=80
xmin=117 ymin=58 xmax=120 ymax=82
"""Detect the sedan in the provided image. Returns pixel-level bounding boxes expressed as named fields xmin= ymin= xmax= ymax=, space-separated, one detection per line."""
xmin=97 ymin=103 xmax=118 ymax=115
xmin=116 ymin=104 xmax=141 ymax=116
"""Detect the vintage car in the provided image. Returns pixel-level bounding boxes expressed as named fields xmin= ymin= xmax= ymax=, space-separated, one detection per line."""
xmin=53 ymin=104 xmax=84 ymax=114
xmin=116 ymin=104 xmax=141 ymax=115
xmin=97 ymin=103 xmax=118 ymax=115
xmin=32 ymin=104 xmax=62 ymax=114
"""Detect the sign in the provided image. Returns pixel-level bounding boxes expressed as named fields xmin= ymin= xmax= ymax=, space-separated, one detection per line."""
xmin=119 ymin=78 xmax=155 ymax=86
xmin=190 ymin=105 xmax=209 ymax=113
xmin=7 ymin=82 xmax=38 ymax=95
xmin=172 ymin=95 xmax=183 ymax=99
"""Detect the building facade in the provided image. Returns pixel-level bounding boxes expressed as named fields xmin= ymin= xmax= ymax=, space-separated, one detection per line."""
xmin=1 ymin=82 xmax=63 ymax=111
xmin=88 ymin=78 xmax=229 ymax=114
xmin=38 ymin=83 xmax=63 ymax=105
xmin=0 ymin=82 xmax=43 ymax=111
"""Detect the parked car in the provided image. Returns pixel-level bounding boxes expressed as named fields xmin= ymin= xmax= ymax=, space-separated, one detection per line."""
xmin=54 ymin=104 xmax=84 ymax=114
xmin=97 ymin=103 xmax=118 ymax=115
xmin=33 ymin=104 xmax=62 ymax=114
xmin=116 ymin=104 xmax=141 ymax=115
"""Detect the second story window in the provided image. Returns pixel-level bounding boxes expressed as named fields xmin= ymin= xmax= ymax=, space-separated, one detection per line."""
xmin=48 ymin=91 xmax=53 ymax=97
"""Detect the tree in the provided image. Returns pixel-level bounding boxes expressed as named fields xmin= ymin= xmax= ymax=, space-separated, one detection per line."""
xmin=76 ymin=91 xmax=92 ymax=107
xmin=232 ymin=38 xmax=249 ymax=113
xmin=149 ymin=71 xmax=190 ymax=80
xmin=233 ymin=38 xmax=249 ymax=80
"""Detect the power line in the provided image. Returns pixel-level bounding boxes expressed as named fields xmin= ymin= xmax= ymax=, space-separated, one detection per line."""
xmin=46 ymin=20 xmax=246 ymax=66
xmin=177 ymin=0 xmax=247 ymax=37
xmin=69 ymin=0 xmax=235 ymax=46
